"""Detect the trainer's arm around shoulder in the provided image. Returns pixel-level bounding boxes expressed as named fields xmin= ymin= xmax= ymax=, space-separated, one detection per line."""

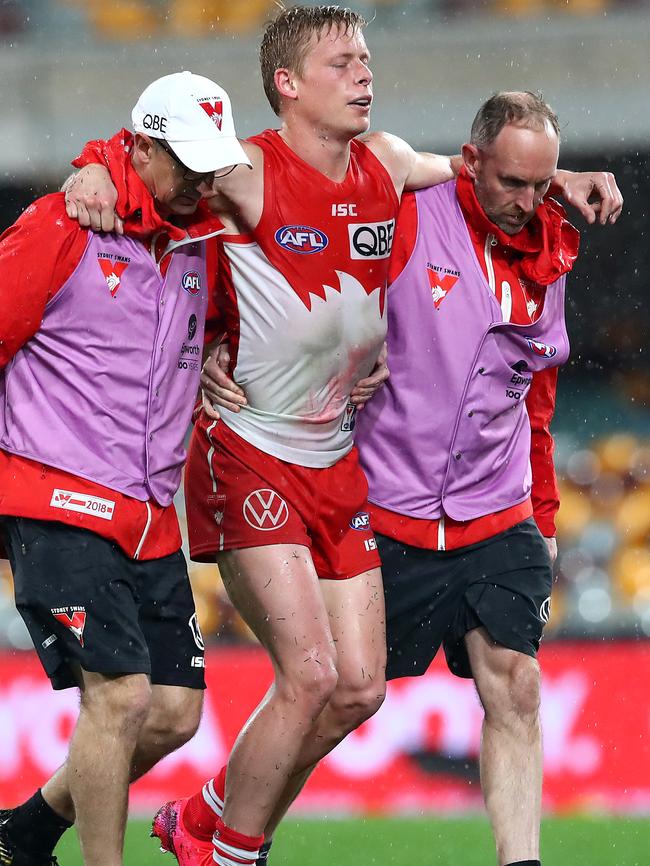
xmin=362 ymin=131 xmax=462 ymax=197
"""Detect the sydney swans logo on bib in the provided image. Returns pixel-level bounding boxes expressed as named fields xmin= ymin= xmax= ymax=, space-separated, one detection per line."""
xmin=97 ymin=253 xmax=130 ymax=298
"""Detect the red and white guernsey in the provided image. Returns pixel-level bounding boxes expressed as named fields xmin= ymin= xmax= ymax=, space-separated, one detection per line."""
xmin=215 ymin=129 xmax=399 ymax=468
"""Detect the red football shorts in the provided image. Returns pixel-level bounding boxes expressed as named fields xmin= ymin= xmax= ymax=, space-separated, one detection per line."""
xmin=184 ymin=415 xmax=381 ymax=580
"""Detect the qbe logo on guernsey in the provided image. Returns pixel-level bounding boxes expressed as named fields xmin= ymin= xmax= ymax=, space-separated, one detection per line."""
xmin=348 ymin=219 xmax=395 ymax=260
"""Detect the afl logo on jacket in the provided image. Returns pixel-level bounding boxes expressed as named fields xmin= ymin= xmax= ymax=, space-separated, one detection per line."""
xmin=275 ymin=225 xmax=329 ymax=254
xmin=182 ymin=271 xmax=202 ymax=295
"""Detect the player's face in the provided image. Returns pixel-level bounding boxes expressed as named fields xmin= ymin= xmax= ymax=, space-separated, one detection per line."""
xmin=294 ymin=24 xmax=373 ymax=138
xmin=465 ymin=123 xmax=559 ymax=235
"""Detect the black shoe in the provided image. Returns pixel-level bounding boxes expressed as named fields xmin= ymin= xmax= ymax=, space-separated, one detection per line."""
xmin=257 ymin=840 xmax=272 ymax=864
xmin=0 ymin=811 xmax=60 ymax=866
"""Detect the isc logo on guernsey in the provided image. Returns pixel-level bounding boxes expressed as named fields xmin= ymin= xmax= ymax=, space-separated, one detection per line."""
xmin=275 ymin=225 xmax=329 ymax=254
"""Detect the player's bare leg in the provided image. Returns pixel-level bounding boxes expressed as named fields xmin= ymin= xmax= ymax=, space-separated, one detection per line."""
xmin=217 ymin=543 xmax=339 ymax=838
xmin=257 ymin=566 xmax=387 ymax=840
xmin=465 ymin=627 xmax=542 ymax=866
xmin=38 ymin=685 xmax=204 ymax=824
xmin=65 ymin=669 xmax=152 ymax=866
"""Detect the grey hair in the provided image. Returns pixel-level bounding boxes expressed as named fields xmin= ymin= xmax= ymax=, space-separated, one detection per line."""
xmin=470 ymin=91 xmax=560 ymax=148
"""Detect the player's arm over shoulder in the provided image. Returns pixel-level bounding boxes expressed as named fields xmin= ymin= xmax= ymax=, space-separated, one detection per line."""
xmin=361 ymin=131 xmax=462 ymax=197
xmin=203 ymin=139 xmax=264 ymax=233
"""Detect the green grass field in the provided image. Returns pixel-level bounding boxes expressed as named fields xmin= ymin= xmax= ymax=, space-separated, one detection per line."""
xmin=54 ymin=816 xmax=650 ymax=865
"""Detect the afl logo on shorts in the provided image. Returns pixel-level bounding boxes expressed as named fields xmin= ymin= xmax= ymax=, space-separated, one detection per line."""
xmin=539 ymin=596 xmax=551 ymax=624
xmin=526 ymin=338 xmax=557 ymax=358
xmin=350 ymin=511 xmax=371 ymax=531
xmin=275 ymin=225 xmax=329 ymax=254
xmin=182 ymin=271 xmax=202 ymax=295
xmin=243 ymin=489 xmax=289 ymax=531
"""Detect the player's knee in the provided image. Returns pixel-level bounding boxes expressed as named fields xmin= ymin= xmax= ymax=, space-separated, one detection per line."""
xmin=81 ymin=672 xmax=153 ymax=733
xmin=329 ymin=674 xmax=387 ymax=731
xmin=483 ymin=655 xmax=540 ymax=725
xmin=508 ymin=657 xmax=541 ymax=721
xmin=278 ymin=656 xmax=339 ymax=716
xmin=143 ymin=688 xmax=204 ymax=752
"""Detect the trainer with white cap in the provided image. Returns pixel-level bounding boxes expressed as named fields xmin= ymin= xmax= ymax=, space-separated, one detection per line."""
xmin=0 ymin=72 xmax=248 ymax=866
xmin=132 ymin=70 xmax=250 ymax=175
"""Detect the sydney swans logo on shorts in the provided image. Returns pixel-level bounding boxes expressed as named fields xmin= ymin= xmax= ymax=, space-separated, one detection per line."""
xmin=275 ymin=225 xmax=329 ymax=255
xmin=242 ymin=489 xmax=289 ymax=531
xmin=526 ymin=338 xmax=557 ymax=358
xmin=182 ymin=271 xmax=202 ymax=296
xmin=539 ymin=597 xmax=551 ymax=624
xmin=189 ymin=612 xmax=205 ymax=651
xmin=51 ymin=606 xmax=87 ymax=647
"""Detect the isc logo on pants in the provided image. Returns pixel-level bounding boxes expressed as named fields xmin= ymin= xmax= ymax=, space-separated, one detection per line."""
xmin=348 ymin=219 xmax=395 ymax=260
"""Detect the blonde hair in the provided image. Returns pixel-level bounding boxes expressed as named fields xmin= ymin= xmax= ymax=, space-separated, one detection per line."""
xmin=260 ymin=4 xmax=366 ymax=116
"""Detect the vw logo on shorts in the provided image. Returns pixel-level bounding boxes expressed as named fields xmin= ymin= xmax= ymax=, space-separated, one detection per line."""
xmin=539 ymin=596 xmax=551 ymax=624
xmin=242 ymin=489 xmax=289 ymax=531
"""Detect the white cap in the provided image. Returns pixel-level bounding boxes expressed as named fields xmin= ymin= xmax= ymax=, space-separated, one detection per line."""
xmin=132 ymin=71 xmax=252 ymax=173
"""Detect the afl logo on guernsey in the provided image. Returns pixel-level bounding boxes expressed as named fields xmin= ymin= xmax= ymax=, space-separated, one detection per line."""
xmin=275 ymin=225 xmax=329 ymax=254
xmin=526 ymin=338 xmax=557 ymax=358
xmin=350 ymin=512 xmax=371 ymax=531
xmin=182 ymin=271 xmax=202 ymax=295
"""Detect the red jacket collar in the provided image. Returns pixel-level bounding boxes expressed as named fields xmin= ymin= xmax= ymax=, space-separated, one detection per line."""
xmin=72 ymin=129 xmax=222 ymax=243
xmin=455 ymin=166 xmax=580 ymax=285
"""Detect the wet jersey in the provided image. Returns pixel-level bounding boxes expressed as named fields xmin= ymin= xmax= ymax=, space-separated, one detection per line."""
xmin=215 ymin=129 xmax=400 ymax=468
